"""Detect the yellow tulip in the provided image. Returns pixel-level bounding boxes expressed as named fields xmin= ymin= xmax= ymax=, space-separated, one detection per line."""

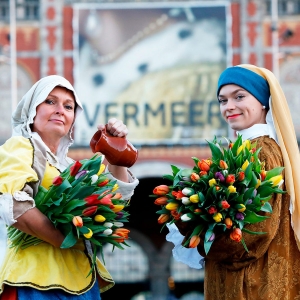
xmin=166 ymin=203 xmax=179 ymax=211
xmin=213 ymin=213 xmax=223 ymax=223
xmin=209 ymin=179 xmax=217 ymax=187
xmin=237 ymin=145 xmax=244 ymax=155
xmin=241 ymin=160 xmax=249 ymax=171
xmin=243 ymin=140 xmax=251 ymax=150
xmin=112 ymin=184 xmax=119 ymax=192
xmin=238 ymin=204 xmax=246 ymax=212
xmin=269 ymin=175 xmax=283 ymax=187
xmin=83 ymin=228 xmax=93 ymax=239
xmin=94 ymin=215 xmax=106 ymax=222
xmin=189 ymin=194 xmax=199 ymax=203
xmin=112 ymin=205 xmax=125 ymax=213
xmin=228 ymin=186 xmax=236 ymax=193
xmin=97 ymin=164 xmax=105 ymax=176
xmin=255 ymin=179 xmax=261 ymax=189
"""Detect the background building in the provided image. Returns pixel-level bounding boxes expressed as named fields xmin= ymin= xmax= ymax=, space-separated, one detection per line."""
xmin=0 ymin=0 xmax=300 ymax=299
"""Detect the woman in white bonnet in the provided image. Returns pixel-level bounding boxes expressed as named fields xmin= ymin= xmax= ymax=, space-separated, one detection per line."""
xmin=0 ymin=75 xmax=139 ymax=299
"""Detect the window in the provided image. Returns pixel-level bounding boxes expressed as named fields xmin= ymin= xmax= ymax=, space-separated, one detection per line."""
xmin=0 ymin=0 xmax=39 ymax=22
xmin=265 ymin=0 xmax=300 ymax=15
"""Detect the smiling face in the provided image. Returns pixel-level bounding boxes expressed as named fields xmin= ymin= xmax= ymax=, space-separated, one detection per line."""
xmin=218 ymin=84 xmax=267 ymax=131
xmin=32 ymin=86 xmax=76 ymax=147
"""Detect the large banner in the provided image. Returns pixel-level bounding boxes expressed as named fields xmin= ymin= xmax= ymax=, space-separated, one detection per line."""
xmin=73 ymin=2 xmax=230 ymax=146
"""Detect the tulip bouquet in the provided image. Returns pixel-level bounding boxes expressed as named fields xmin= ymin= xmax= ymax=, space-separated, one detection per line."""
xmin=152 ymin=135 xmax=285 ymax=254
xmin=7 ymin=154 xmax=130 ymax=276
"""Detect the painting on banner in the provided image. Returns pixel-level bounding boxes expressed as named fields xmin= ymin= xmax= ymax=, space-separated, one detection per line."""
xmin=73 ymin=2 xmax=230 ymax=146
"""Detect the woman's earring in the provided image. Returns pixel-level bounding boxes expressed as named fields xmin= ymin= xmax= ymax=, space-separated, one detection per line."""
xmin=262 ymin=106 xmax=266 ymax=109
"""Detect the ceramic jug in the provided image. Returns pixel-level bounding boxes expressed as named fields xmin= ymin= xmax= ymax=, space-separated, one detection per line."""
xmin=90 ymin=126 xmax=138 ymax=168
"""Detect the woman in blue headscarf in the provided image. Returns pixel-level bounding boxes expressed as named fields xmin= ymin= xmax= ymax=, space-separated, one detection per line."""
xmin=168 ymin=64 xmax=300 ymax=299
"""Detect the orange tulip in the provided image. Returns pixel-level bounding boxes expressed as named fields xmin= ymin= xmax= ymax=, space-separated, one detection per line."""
xmin=230 ymin=228 xmax=242 ymax=242
xmin=224 ymin=217 xmax=233 ymax=229
xmin=189 ymin=235 xmax=200 ymax=248
xmin=197 ymin=159 xmax=210 ymax=172
xmin=190 ymin=172 xmax=200 ymax=182
xmin=158 ymin=214 xmax=170 ymax=224
xmin=153 ymin=185 xmax=170 ymax=196
xmin=154 ymin=197 xmax=168 ymax=205
xmin=72 ymin=216 xmax=83 ymax=227
xmin=114 ymin=228 xmax=130 ymax=239
xmin=219 ymin=160 xmax=228 ymax=170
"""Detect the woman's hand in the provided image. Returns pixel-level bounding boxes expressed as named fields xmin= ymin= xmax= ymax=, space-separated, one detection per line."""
xmin=97 ymin=118 xmax=128 ymax=138
xmin=97 ymin=118 xmax=130 ymax=182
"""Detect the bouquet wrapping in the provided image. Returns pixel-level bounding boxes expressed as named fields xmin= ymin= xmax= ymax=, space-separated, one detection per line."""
xmin=152 ymin=135 xmax=285 ymax=254
xmin=7 ymin=154 xmax=130 ymax=276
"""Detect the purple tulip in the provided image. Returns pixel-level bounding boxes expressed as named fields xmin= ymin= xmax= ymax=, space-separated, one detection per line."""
xmin=75 ymin=170 xmax=88 ymax=179
xmin=235 ymin=212 xmax=245 ymax=220
xmin=208 ymin=233 xmax=215 ymax=241
xmin=115 ymin=212 xmax=124 ymax=220
xmin=246 ymin=199 xmax=252 ymax=205
xmin=215 ymin=172 xmax=225 ymax=182
xmin=253 ymin=189 xmax=257 ymax=197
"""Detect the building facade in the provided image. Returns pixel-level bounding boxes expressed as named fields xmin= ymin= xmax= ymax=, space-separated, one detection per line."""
xmin=1 ymin=0 xmax=300 ymax=299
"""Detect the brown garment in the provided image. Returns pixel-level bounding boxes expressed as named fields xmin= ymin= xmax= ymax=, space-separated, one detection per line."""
xmin=197 ymin=136 xmax=300 ymax=300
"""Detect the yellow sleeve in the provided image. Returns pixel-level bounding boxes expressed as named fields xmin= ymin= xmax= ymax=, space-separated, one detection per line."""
xmin=0 ymin=136 xmax=39 ymax=194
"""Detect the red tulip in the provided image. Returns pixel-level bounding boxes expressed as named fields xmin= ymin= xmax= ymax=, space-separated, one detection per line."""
xmin=171 ymin=190 xmax=184 ymax=200
xmin=70 ymin=161 xmax=82 ymax=177
xmin=84 ymin=194 xmax=100 ymax=206
xmin=52 ymin=176 xmax=63 ymax=186
xmin=82 ymin=206 xmax=98 ymax=216
xmin=208 ymin=206 xmax=217 ymax=214
xmin=98 ymin=178 xmax=109 ymax=187
xmin=170 ymin=210 xmax=182 ymax=220
xmin=237 ymin=171 xmax=245 ymax=181
xmin=221 ymin=200 xmax=230 ymax=209
xmin=226 ymin=174 xmax=235 ymax=185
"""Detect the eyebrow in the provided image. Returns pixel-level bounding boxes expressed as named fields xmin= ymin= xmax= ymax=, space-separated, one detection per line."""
xmin=218 ymin=88 xmax=246 ymax=98
xmin=47 ymin=94 xmax=75 ymax=103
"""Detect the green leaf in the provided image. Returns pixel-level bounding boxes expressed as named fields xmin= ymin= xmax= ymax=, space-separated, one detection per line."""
xmin=241 ymin=238 xmax=249 ymax=252
xmin=207 ymin=141 xmax=224 ymax=160
xmin=60 ymin=230 xmax=77 ymax=248
xmin=78 ymin=226 xmax=90 ymax=234
xmin=63 ymin=199 xmax=86 ymax=213
xmin=242 ymin=228 xmax=267 ymax=235
xmin=171 ymin=165 xmax=181 ymax=176
xmin=260 ymin=202 xmax=273 ymax=213
xmin=243 ymin=187 xmax=255 ymax=202
xmin=257 ymin=186 xmax=276 ymax=198
xmin=54 ymin=179 xmax=72 ymax=196
xmin=244 ymin=211 xmax=269 ymax=223
xmin=162 ymin=175 xmax=174 ymax=182
xmin=191 ymin=224 xmax=204 ymax=236
xmin=265 ymin=167 xmax=285 ymax=180
xmin=204 ymin=230 xmax=214 ymax=255
xmin=191 ymin=157 xmax=200 ymax=167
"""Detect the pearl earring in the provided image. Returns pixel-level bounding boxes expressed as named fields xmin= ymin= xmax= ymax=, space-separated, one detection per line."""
xmin=262 ymin=106 xmax=266 ymax=109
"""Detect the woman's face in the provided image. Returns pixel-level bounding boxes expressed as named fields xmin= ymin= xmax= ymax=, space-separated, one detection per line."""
xmin=218 ymin=84 xmax=267 ymax=131
xmin=32 ymin=86 xmax=76 ymax=141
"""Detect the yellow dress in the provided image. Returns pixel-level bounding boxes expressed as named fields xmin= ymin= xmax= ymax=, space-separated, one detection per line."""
xmin=0 ymin=136 xmax=114 ymax=295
